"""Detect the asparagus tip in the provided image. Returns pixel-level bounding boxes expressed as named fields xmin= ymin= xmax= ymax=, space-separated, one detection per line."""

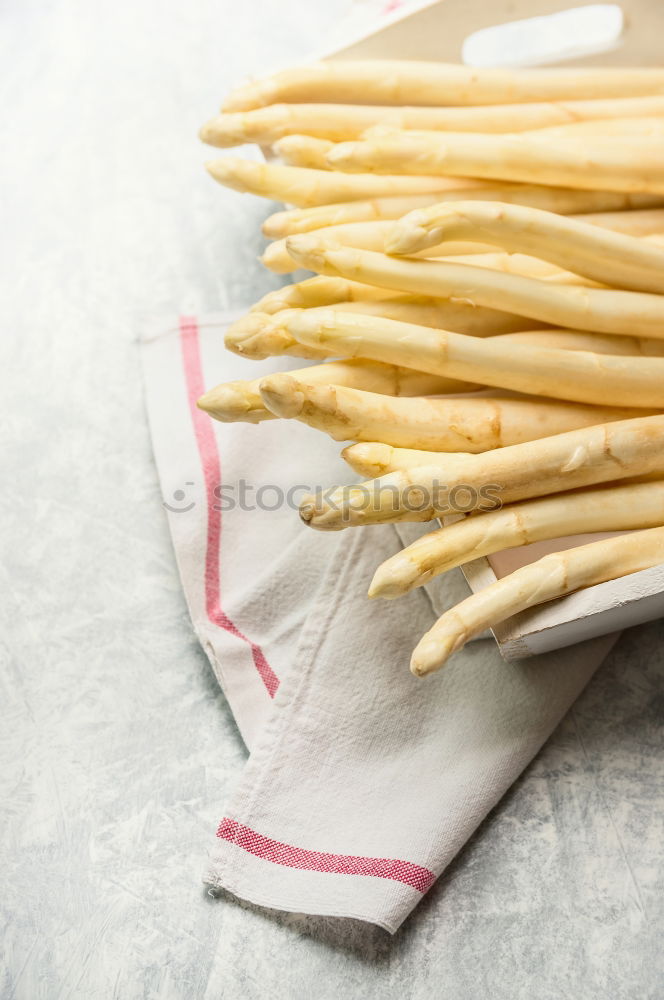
xmin=221 ymin=94 xmax=254 ymax=114
xmin=199 ymin=120 xmax=220 ymax=146
xmin=224 ymin=312 xmax=270 ymax=357
xmin=196 ymin=382 xmax=256 ymax=422
xmin=259 ymin=374 xmax=304 ymax=418
xmin=286 ymin=234 xmax=335 ymax=271
xmin=384 ymin=212 xmax=428 ymax=255
xmin=196 ymin=391 xmax=217 ymax=414
xmin=262 ymin=212 xmax=289 ymax=238
xmin=205 ymin=157 xmax=246 ymax=184
xmin=299 ymin=496 xmax=315 ymax=524
xmin=325 ymin=142 xmax=354 ymax=170
xmin=367 ymin=572 xmax=402 ymax=601
xmin=341 ymin=442 xmax=392 ymax=478
xmin=367 ymin=577 xmax=384 ymax=600
xmin=204 ymin=159 xmax=224 ymax=181
xmin=410 ymin=660 xmax=429 ymax=678
xmin=411 ymin=629 xmax=463 ymax=676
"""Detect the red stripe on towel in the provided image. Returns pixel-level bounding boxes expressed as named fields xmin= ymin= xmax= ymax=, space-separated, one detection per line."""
xmin=217 ymin=817 xmax=436 ymax=893
xmin=179 ymin=316 xmax=280 ymax=698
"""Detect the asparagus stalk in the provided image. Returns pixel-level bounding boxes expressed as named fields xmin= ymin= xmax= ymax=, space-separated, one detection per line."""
xmin=387 ymin=201 xmax=664 ymax=293
xmin=249 ymin=288 xmax=545 ymax=336
xmin=263 ymin=194 xmax=664 ymax=239
xmin=258 ymin=375 xmax=642 ymax=451
xmin=205 ymin=158 xmax=478 ymax=207
xmin=571 ymin=207 xmax=664 ymax=236
xmin=326 ymin=132 xmax=664 ymax=195
xmin=497 ymin=328 xmax=664 ymax=356
xmin=222 ymin=61 xmax=664 ymax=112
xmin=263 ymin=239 xmax=596 ymax=281
xmin=201 ymin=96 xmax=664 ymax=147
xmin=343 ymin=443 xmax=473 ymax=478
xmin=284 ymin=238 xmax=664 ymax=339
xmin=264 ymin=207 xmax=664 ymax=277
xmin=228 ymin=296 xmax=545 ymax=360
xmin=531 ymin=115 xmax=664 ymax=138
xmin=298 ymin=414 xmax=664 ymax=530
xmin=274 ymin=123 xmax=664 ymax=175
xmin=260 ymin=220 xmax=494 ymax=273
xmin=285 ymin=310 xmax=664 ymax=407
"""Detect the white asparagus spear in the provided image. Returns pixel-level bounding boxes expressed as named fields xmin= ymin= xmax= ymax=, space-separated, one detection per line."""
xmin=205 ymin=158 xmax=480 ymax=207
xmin=265 ymin=207 xmax=664 ymax=277
xmin=242 ymin=306 xmax=664 ymax=365
xmin=343 ymin=443 xmax=474 ymax=478
xmin=437 ymin=252 xmax=598 ymax=286
xmin=251 ymin=282 xmax=543 ymax=335
xmin=286 ymin=310 xmax=664 ymax=407
xmin=387 ymin=201 xmax=664 ymax=294
xmin=528 ymin=116 xmax=664 ymax=138
xmin=410 ymin=526 xmax=664 ymax=675
xmin=263 ymin=237 xmax=596 ymax=282
xmin=343 ymin=440 xmax=664 ymax=478
xmin=201 ymin=96 xmax=664 ymax=147
xmin=273 ymin=126 xmax=664 ymax=174
xmin=258 ymin=375 xmax=642 ymax=451
xmin=326 ymin=132 xmax=664 ymax=195
xmin=344 ymin=445 xmax=664 ymax=476
xmin=252 ymin=276 xmax=397 ymax=313
xmin=263 ymin=192 xmax=664 ymax=238
xmin=299 ymin=414 xmax=664 ymax=530
xmin=346 ymin=444 xmax=664 ymax=476
xmin=260 ymin=220 xmax=495 ymax=273
xmin=222 ymin=62 xmax=664 ymax=112
xmin=197 ymin=357 xmax=478 ymax=423
xmin=342 ymin=447 xmax=664 ymax=478
xmin=228 ymin=295 xmax=547 ymax=360
xmin=374 ymin=117 xmax=664 ymax=144
xmin=226 ymin=302 xmax=490 ymax=360
xmin=497 ymin=328 xmax=664 ymax=356
xmin=437 ymin=239 xmax=663 ymax=289
xmin=342 ymin=439 xmax=652 ymax=478
xmin=280 ymin=246 xmax=598 ymax=286
xmin=370 ymin=479 xmax=664 ymax=598
xmin=284 ymin=238 xmax=664 ymax=339
xmin=235 ymin=311 xmax=664 ymax=364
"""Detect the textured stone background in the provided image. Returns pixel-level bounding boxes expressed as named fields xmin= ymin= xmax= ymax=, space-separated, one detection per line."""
xmin=1 ymin=1 xmax=663 ymax=996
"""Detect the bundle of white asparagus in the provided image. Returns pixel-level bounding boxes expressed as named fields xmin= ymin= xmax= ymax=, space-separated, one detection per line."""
xmin=198 ymin=59 xmax=664 ymax=676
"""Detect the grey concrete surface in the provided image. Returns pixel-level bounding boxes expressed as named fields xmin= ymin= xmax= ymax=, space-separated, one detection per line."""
xmin=1 ymin=1 xmax=662 ymax=997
